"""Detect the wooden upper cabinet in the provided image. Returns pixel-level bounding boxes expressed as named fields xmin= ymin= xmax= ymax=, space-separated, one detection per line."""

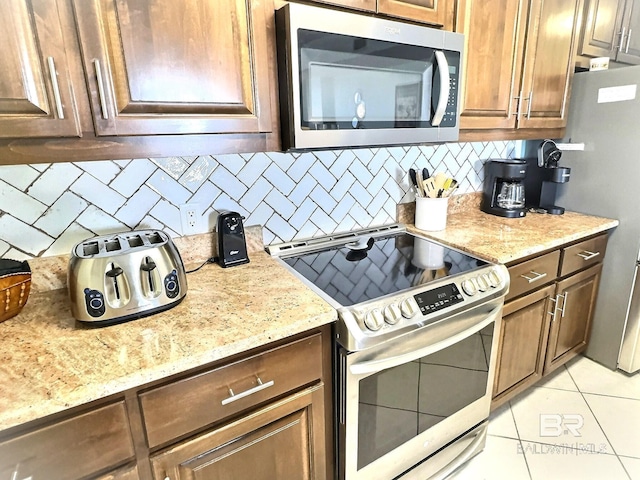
xmin=518 ymin=0 xmax=583 ymax=129
xmin=0 ymin=0 xmax=80 ymax=138
xmin=579 ymin=0 xmax=627 ymax=58
xmin=457 ymin=0 xmax=528 ymax=129
xmin=378 ymin=0 xmax=453 ymax=27
xmin=458 ymin=0 xmax=580 ymax=130
xmin=306 ymin=0 xmax=377 ymax=12
xmin=71 ymin=0 xmax=273 ymax=136
xmin=617 ymin=0 xmax=640 ymax=64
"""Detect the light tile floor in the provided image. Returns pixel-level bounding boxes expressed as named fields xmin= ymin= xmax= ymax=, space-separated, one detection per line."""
xmin=450 ymin=355 xmax=640 ymax=480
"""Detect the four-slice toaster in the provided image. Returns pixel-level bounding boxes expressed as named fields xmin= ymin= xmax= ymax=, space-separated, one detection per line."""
xmin=68 ymin=230 xmax=187 ymax=325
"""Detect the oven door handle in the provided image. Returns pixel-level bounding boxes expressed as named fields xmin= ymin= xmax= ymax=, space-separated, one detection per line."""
xmin=349 ymin=305 xmax=501 ymax=376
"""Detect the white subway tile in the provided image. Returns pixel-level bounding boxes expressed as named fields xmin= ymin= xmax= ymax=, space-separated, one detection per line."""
xmin=115 ymin=185 xmax=161 ymax=229
xmin=210 ymin=166 xmax=248 ymax=202
xmin=387 ymin=147 xmax=405 ymax=162
xmin=180 ymin=156 xmax=217 ymax=192
xmin=330 ymin=171 xmax=356 ymax=202
xmin=2 ymin=248 xmax=32 ymax=261
xmin=265 ymin=189 xmax=296 ymax=219
xmin=239 ymin=177 xmax=272 ymax=212
xmin=245 ymin=202 xmax=274 ymax=229
xmin=44 ymin=223 xmax=95 ymax=257
xmin=288 ymin=175 xmax=317 ymax=207
xmin=293 ymin=219 xmax=321 ymax=240
xmin=309 ymin=161 xmax=337 ymax=191
xmin=348 ymin=182 xmax=373 ymax=208
xmin=150 ymin=157 xmax=189 ymax=179
xmin=266 ymin=151 xmax=295 ymax=171
xmin=0 ymin=165 xmax=40 ymax=190
xmin=289 ymin=198 xmax=317 ymax=230
xmin=264 ymin=164 xmax=295 ymax=195
xmin=149 ymin=200 xmax=182 ymax=234
xmin=77 ymin=205 xmax=128 ymax=234
xmin=330 ymin=193 xmax=356 ymax=223
xmin=330 ymin=151 xmax=354 ymax=178
xmin=313 ymin=150 xmax=338 ymax=167
xmin=310 ymin=185 xmax=337 ymax=214
xmin=34 ymin=192 xmax=88 ymax=237
xmin=348 ymin=159 xmax=373 ymax=186
xmin=237 ymin=152 xmax=271 ymax=187
xmin=136 ymin=215 xmax=180 ymax=237
xmin=70 ymin=173 xmax=126 ymax=215
xmin=309 ymin=208 xmax=336 ymax=235
xmin=75 ymin=160 xmax=121 ymax=183
xmin=146 ymin=170 xmax=192 ymax=206
xmin=189 ymin=180 xmax=221 ymax=212
xmin=27 ymin=163 xmax=82 ymax=205
xmin=266 ymin=213 xmax=297 ymax=241
xmin=0 ymin=240 xmax=9 ymax=257
xmin=110 ymin=158 xmax=157 ymax=197
xmin=369 ymin=149 xmax=390 ymax=173
xmin=214 ymin=153 xmax=244 ymax=175
xmin=0 ymin=215 xmax=53 ymax=256
xmin=0 ymin=180 xmax=48 ymax=224
xmin=353 ymin=149 xmax=374 ymax=163
xmin=212 ymin=192 xmax=248 ymax=217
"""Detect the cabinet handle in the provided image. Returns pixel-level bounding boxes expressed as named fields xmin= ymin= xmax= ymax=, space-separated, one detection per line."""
xmin=626 ymin=29 xmax=633 ymax=53
xmin=618 ymin=26 xmax=627 ymax=52
xmin=526 ymin=90 xmax=533 ymax=119
xmin=93 ymin=59 xmax=109 ymax=120
xmin=560 ymin=292 xmax=568 ymax=318
xmin=510 ymin=94 xmax=521 ymax=118
xmin=520 ymin=270 xmax=547 ymax=283
xmin=221 ymin=377 xmax=274 ymax=406
xmin=576 ymin=250 xmax=600 ymax=260
xmin=549 ymin=295 xmax=559 ymax=320
xmin=46 ymin=57 xmax=64 ymax=119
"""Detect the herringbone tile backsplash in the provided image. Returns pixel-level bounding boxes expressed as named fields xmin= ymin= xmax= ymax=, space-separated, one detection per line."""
xmin=0 ymin=142 xmax=515 ymax=259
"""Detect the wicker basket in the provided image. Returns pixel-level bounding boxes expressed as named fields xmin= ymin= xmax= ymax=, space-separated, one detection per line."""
xmin=0 ymin=260 xmax=31 ymax=323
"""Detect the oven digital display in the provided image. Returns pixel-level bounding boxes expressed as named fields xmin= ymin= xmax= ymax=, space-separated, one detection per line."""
xmin=414 ymin=283 xmax=463 ymax=315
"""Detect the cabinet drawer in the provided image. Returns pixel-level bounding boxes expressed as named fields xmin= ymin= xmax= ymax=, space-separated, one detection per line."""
xmin=507 ymin=250 xmax=560 ymax=301
xmin=560 ymin=234 xmax=608 ymax=277
xmin=0 ymin=401 xmax=134 ymax=480
xmin=139 ymin=332 xmax=324 ymax=448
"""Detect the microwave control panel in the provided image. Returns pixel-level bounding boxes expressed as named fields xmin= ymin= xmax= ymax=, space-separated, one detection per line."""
xmin=433 ymin=52 xmax=460 ymax=127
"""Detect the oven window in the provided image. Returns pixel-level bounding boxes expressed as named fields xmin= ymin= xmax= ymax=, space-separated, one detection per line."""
xmin=298 ymin=29 xmax=451 ymax=130
xmin=357 ymin=324 xmax=493 ymax=469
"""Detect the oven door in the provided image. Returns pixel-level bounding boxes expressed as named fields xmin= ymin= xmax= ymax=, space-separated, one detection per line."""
xmin=337 ymin=302 xmax=502 ymax=480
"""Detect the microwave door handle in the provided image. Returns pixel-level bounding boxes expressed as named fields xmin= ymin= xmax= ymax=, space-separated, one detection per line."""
xmin=432 ymin=50 xmax=450 ymax=126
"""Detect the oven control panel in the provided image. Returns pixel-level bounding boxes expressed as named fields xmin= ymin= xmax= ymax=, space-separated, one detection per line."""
xmin=413 ymin=283 xmax=464 ymax=316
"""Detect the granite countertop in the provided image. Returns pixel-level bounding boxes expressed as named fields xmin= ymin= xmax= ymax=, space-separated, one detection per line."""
xmin=403 ymin=195 xmax=619 ymax=264
xmin=0 ymin=234 xmax=336 ymax=432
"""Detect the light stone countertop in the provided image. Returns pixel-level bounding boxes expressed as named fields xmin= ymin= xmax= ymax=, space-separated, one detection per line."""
xmin=0 ymin=244 xmax=336 ymax=432
xmin=403 ymin=198 xmax=619 ymax=264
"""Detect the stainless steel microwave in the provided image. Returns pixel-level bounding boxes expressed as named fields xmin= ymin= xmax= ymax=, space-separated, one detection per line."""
xmin=275 ymin=3 xmax=465 ymax=151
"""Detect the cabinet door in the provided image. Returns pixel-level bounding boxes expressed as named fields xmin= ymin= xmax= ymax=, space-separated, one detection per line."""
xmin=378 ymin=0 xmax=453 ymax=28
xmin=579 ymin=0 xmax=627 ymax=58
xmin=492 ymin=285 xmax=555 ymax=408
xmin=151 ymin=386 xmax=327 ymax=480
xmin=518 ymin=0 xmax=582 ymax=129
xmin=456 ymin=0 xmax=528 ymax=129
xmin=617 ymin=0 xmax=640 ymax=64
xmin=0 ymin=0 xmax=80 ymax=138
xmin=72 ymin=0 xmax=272 ymax=136
xmin=544 ymin=263 xmax=603 ymax=374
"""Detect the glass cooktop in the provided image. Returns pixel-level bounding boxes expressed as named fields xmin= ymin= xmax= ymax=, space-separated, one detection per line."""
xmin=282 ymin=232 xmax=487 ymax=307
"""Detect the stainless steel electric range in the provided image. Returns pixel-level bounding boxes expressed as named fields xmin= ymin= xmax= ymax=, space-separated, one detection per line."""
xmin=268 ymin=224 xmax=509 ymax=480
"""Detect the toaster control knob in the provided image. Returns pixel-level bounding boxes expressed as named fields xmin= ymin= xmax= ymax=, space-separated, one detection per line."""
xmin=141 ymin=260 xmax=157 ymax=272
xmin=84 ymin=288 xmax=105 ymax=318
xmin=364 ymin=308 xmax=384 ymax=331
xmin=164 ymin=270 xmax=180 ymax=299
xmin=106 ymin=266 xmax=123 ymax=278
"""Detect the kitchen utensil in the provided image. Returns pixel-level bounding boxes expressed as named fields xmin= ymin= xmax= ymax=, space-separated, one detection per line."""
xmin=0 ymin=259 xmax=31 ymax=323
xmin=68 ymin=230 xmax=187 ymax=325
xmin=217 ymin=211 xmax=250 ymax=268
xmin=415 ymin=169 xmax=427 ymax=197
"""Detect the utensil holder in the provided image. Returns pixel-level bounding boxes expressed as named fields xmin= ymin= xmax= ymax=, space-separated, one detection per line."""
xmin=415 ymin=197 xmax=449 ymax=231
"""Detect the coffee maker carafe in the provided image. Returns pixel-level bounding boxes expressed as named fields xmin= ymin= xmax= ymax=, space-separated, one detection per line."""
xmin=482 ymin=159 xmax=528 ymax=218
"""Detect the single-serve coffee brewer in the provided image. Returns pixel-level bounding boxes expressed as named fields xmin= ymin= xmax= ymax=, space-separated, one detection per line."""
xmin=482 ymin=159 xmax=528 ymax=218
xmin=523 ymin=139 xmax=571 ymax=215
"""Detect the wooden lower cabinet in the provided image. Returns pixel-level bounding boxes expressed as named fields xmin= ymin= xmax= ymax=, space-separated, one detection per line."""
xmin=0 ymin=326 xmax=332 ymax=480
xmin=492 ymin=235 xmax=608 ymax=409
xmin=493 ymin=285 xmax=555 ymax=405
xmin=150 ymin=386 xmax=326 ymax=480
xmin=544 ymin=263 xmax=603 ymax=374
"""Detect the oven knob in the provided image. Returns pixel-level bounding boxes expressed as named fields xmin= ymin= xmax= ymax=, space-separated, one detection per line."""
xmin=400 ymin=297 xmax=419 ymax=318
xmin=384 ymin=304 xmax=402 ymax=325
xmin=476 ymin=275 xmax=489 ymax=292
xmin=488 ymin=269 xmax=502 ymax=288
xmin=364 ymin=308 xmax=384 ymax=331
xmin=461 ymin=279 xmax=477 ymax=296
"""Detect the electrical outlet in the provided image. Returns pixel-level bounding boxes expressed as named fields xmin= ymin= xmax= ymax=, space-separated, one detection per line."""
xmin=180 ymin=203 xmax=201 ymax=235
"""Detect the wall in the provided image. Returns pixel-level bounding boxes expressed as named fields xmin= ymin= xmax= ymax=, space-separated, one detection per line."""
xmin=0 ymin=141 xmax=515 ymax=260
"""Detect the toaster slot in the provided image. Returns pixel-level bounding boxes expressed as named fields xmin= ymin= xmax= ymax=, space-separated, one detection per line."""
xmin=147 ymin=232 xmax=164 ymax=245
xmin=140 ymin=256 xmax=161 ymax=299
xmin=106 ymin=239 xmax=122 ymax=252
xmin=83 ymin=242 xmax=99 ymax=256
xmin=127 ymin=235 xmax=144 ymax=248
xmin=104 ymin=262 xmax=131 ymax=308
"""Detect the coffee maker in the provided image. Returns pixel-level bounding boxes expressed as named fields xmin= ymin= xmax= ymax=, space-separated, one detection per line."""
xmin=523 ymin=140 xmax=571 ymax=215
xmin=482 ymin=159 xmax=528 ymax=218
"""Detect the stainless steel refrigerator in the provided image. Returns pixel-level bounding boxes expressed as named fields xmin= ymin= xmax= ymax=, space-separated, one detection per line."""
xmin=556 ymin=65 xmax=640 ymax=373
